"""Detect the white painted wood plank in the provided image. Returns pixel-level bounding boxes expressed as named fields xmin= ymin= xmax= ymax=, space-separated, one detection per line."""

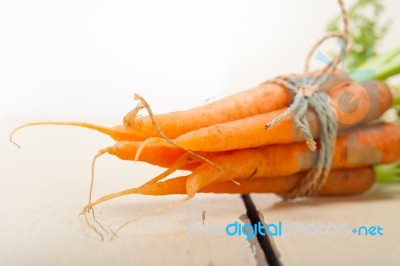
xmin=6 ymin=118 xmax=399 ymax=266
xmin=251 ymin=185 xmax=400 ymax=266
xmin=0 ymin=120 xmax=258 ymax=266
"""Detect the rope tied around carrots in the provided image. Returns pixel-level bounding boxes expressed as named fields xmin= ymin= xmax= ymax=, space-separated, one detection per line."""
xmin=265 ymin=0 xmax=351 ymax=199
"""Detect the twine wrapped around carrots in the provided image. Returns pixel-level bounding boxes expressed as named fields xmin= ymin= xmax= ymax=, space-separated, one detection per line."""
xmin=265 ymin=0 xmax=351 ymax=198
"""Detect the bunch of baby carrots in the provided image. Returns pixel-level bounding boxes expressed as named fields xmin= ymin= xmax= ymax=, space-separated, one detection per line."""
xmin=10 ymin=0 xmax=400 ymax=238
xmin=10 ymin=66 xmax=400 ymax=238
xmin=11 ymin=72 xmax=400 ymax=202
xmin=96 ymin=74 xmax=400 ymax=198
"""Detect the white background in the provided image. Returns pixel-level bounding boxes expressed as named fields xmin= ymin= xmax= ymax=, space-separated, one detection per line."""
xmin=1 ymin=0 xmax=399 ymax=121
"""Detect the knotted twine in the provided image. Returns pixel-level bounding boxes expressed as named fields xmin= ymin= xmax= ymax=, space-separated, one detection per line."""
xmin=265 ymin=0 xmax=352 ymax=199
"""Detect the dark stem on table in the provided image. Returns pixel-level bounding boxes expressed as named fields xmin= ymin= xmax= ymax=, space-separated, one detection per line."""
xmin=241 ymin=194 xmax=282 ymax=266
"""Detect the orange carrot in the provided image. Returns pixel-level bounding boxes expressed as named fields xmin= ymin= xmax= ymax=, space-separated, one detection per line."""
xmin=123 ymin=167 xmax=375 ymax=196
xmin=88 ymin=123 xmax=398 ymax=199
xmin=146 ymin=81 xmax=392 ymax=151
xmin=11 ymin=80 xmax=390 ymax=148
xmin=83 ymin=166 xmax=375 ymax=238
xmin=123 ymin=82 xmax=290 ymax=139
xmin=123 ymin=79 xmax=390 ymax=140
xmin=10 ymin=122 xmax=144 ymax=146
xmin=92 ymin=121 xmax=398 ymax=175
xmin=184 ymin=123 xmax=400 ymax=196
xmin=84 ymin=167 xmax=375 ymax=219
xmin=203 ymin=167 xmax=376 ymax=196
xmin=107 ymin=141 xmax=186 ymax=166
xmin=95 ymin=141 xmax=229 ymax=170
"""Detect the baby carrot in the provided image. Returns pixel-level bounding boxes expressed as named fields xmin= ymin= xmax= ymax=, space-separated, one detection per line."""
xmin=147 ymin=81 xmax=392 ymax=151
xmin=118 ymin=167 xmax=375 ymax=196
xmin=107 ymin=141 xmax=186 ymax=167
xmin=10 ymin=122 xmax=144 ymax=146
xmin=123 ymin=82 xmax=290 ymax=139
xmin=184 ymin=123 xmax=400 ymax=196
xmin=83 ymin=166 xmax=375 ymax=233
xmin=95 ymin=141 xmax=233 ymax=171
xmin=123 ymin=77 xmax=390 ymax=140
xmin=86 ymin=123 xmax=398 ymax=202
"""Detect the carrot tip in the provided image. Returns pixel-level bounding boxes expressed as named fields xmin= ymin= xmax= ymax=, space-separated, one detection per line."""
xmin=111 ymin=195 xmax=193 ymax=236
xmin=83 ymin=207 xmax=105 ymax=241
xmin=10 ymin=121 xmax=135 ymax=144
xmin=9 ymin=126 xmax=24 ymax=148
xmin=110 ymin=230 xmax=118 ymax=240
xmin=10 ymin=137 xmax=21 ymax=149
xmin=133 ymin=93 xmax=141 ymax=101
xmin=123 ymin=102 xmax=145 ymax=127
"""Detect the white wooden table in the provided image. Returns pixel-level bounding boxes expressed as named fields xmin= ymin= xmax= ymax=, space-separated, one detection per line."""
xmin=1 ymin=119 xmax=399 ymax=266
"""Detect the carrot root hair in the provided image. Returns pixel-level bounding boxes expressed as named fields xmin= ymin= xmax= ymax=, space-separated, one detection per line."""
xmin=83 ymin=208 xmax=105 ymax=241
xmin=133 ymin=93 xmax=224 ymax=173
xmin=82 ymin=147 xmax=113 ymax=241
xmin=82 ymin=151 xmax=200 ymax=239
xmin=89 ymin=148 xmax=113 ymax=205
xmin=84 ymin=153 xmax=197 ymax=211
xmin=82 ymin=185 xmax=193 ymax=240
xmin=9 ymin=121 xmax=141 ymax=148
xmin=110 ymin=195 xmax=193 ymax=240
xmin=123 ymin=102 xmax=145 ymax=127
